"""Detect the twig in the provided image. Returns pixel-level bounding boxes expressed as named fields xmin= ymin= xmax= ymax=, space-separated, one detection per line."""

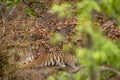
xmin=100 ymin=66 xmax=120 ymax=76
xmin=70 ymin=65 xmax=120 ymax=77
xmin=0 ymin=3 xmax=6 ymax=24
xmin=7 ymin=5 xmax=17 ymax=17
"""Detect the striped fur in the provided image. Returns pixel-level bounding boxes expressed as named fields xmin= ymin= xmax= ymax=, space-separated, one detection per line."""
xmin=18 ymin=53 xmax=78 ymax=70
xmin=22 ymin=52 xmax=40 ymax=65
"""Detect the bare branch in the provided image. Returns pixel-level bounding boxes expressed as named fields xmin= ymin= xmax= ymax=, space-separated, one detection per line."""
xmin=100 ymin=66 xmax=120 ymax=76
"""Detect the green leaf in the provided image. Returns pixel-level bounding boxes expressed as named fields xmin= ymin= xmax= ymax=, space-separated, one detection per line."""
xmin=50 ymin=33 xmax=63 ymax=45
xmin=47 ymin=76 xmax=55 ymax=80
xmin=25 ymin=8 xmax=35 ymax=16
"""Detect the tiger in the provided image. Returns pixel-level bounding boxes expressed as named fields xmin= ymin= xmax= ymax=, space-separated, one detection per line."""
xmin=22 ymin=52 xmax=40 ymax=65
xmin=18 ymin=53 xmax=80 ymax=72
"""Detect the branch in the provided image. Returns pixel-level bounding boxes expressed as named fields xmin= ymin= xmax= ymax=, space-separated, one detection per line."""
xmin=100 ymin=66 xmax=120 ymax=76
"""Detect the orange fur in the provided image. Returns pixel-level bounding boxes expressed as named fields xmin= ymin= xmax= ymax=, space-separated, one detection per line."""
xmin=18 ymin=53 xmax=78 ymax=70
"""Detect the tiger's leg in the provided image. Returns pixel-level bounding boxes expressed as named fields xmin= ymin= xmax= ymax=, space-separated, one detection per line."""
xmin=59 ymin=62 xmax=66 ymax=69
xmin=56 ymin=54 xmax=66 ymax=69
xmin=63 ymin=54 xmax=83 ymax=73
xmin=68 ymin=65 xmax=80 ymax=73
xmin=68 ymin=64 xmax=85 ymax=73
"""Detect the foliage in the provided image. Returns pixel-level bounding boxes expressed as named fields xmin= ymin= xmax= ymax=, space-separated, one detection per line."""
xmin=50 ymin=33 xmax=63 ymax=45
xmin=99 ymin=0 xmax=120 ymax=22
xmin=49 ymin=0 xmax=120 ymax=80
xmin=25 ymin=8 xmax=35 ymax=16
xmin=49 ymin=3 xmax=72 ymax=18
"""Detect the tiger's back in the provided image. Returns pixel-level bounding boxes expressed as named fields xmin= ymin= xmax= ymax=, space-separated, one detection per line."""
xmin=18 ymin=53 xmax=79 ymax=71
